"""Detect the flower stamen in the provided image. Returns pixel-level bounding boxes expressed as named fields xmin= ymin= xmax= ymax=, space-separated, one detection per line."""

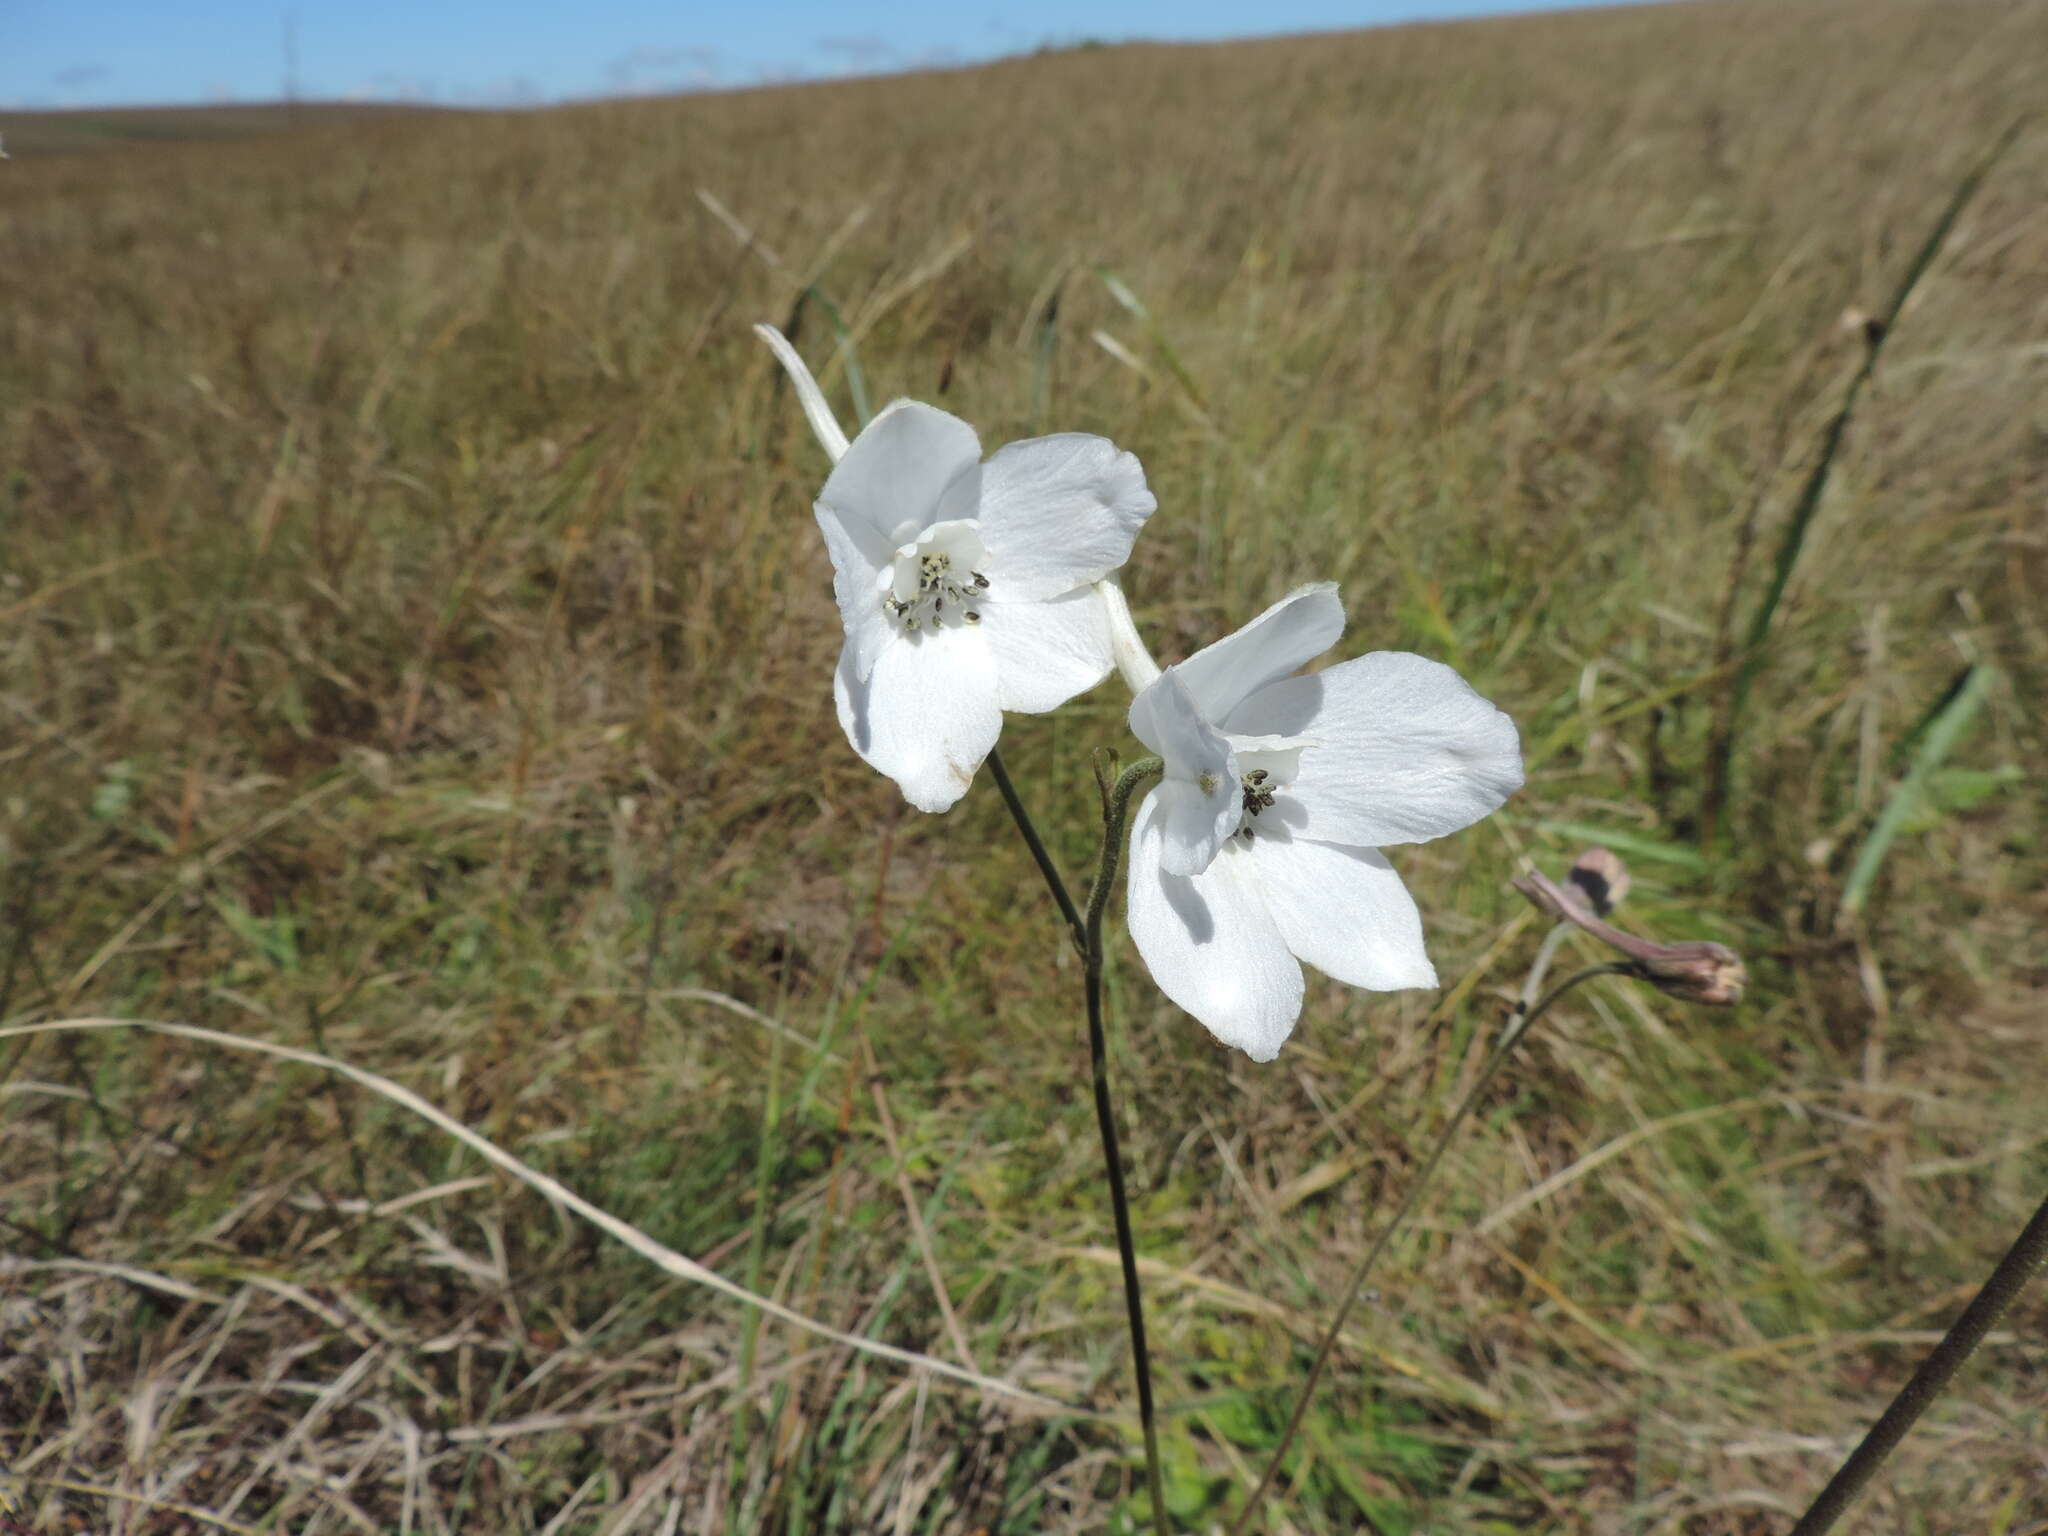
xmin=883 ymin=539 xmax=990 ymax=636
xmin=1235 ymin=768 xmax=1278 ymax=843
xmin=1241 ymin=768 xmax=1276 ymax=817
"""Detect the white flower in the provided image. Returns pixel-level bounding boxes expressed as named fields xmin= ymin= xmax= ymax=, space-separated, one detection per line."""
xmin=818 ymin=401 xmax=1156 ymax=811
xmin=1124 ymin=584 xmax=1524 ymax=1061
xmin=755 ymin=324 xmax=1158 ymax=812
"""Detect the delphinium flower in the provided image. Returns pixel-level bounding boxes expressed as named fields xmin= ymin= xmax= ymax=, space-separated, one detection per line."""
xmin=1123 ymin=583 xmax=1524 ymax=1060
xmin=758 ymin=326 xmax=1156 ymax=813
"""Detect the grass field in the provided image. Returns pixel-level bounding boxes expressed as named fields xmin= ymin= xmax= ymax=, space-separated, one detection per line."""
xmin=0 ymin=103 xmax=447 ymax=159
xmin=3 ymin=0 xmax=2046 ymax=1529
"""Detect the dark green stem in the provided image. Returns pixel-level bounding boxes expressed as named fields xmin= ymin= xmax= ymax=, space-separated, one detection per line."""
xmin=1226 ymin=963 xmax=1632 ymax=1535
xmin=987 ymin=747 xmax=1171 ymax=1532
xmin=1087 ymin=758 xmax=1167 ymax=1531
xmin=1787 ymin=1189 xmax=2048 ymax=1536
xmin=986 ymin=747 xmax=1086 ymax=956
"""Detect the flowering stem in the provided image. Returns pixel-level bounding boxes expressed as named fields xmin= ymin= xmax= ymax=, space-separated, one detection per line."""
xmin=1088 ymin=758 xmax=1162 ymax=939
xmin=983 ymin=746 xmax=1172 ymax=1531
xmin=1226 ymin=961 xmax=1632 ymax=1536
xmin=985 ymin=747 xmax=1086 ymax=958
xmin=1513 ymin=922 xmax=1574 ymax=1024
xmin=1786 ymin=1188 xmax=2048 ymax=1536
xmin=1087 ymin=756 xmax=1169 ymax=1533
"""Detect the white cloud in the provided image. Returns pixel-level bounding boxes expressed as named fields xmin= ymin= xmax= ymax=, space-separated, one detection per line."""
xmin=814 ymin=34 xmax=899 ymax=68
xmin=607 ymin=45 xmax=722 ymax=94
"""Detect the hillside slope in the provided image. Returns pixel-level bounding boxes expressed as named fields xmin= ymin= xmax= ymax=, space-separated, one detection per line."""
xmin=2 ymin=1 xmax=2044 ymax=1530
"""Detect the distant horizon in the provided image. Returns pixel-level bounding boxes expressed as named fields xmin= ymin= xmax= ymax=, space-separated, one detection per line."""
xmin=4 ymin=0 xmax=1687 ymax=114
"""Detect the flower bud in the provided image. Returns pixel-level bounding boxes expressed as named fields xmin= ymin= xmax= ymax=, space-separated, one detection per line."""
xmin=1568 ymin=846 xmax=1630 ymax=916
xmin=1632 ymin=942 xmax=1747 ymax=1007
xmin=1512 ymin=864 xmax=1745 ymax=1008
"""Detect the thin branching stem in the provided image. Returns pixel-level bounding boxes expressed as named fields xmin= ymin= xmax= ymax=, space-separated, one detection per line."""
xmin=1787 ymin=1189 xmax=2048 ymax=1536
xmin=1227 ymin=962 xmax=1633 ymax=1535
xmin=987 ymin=747 xmax=1172 ymax=1532
xmin=986 ymin=747 xmax=1086 ymax=956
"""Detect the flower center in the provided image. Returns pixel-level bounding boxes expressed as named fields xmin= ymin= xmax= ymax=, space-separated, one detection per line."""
xmin=1228 ymin=757 xmax=1294 ymax=856
xmin=1235 ymin=768 xmax=1276 ymax=842
xmin=1241 ymin=769 xmax=1276 ymax=817
xmin=881 ymin=522 xmax=989 ymax=635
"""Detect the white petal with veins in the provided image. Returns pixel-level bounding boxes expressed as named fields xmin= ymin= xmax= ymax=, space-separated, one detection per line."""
xmin=816 ymin=506 xmax=893 ymax=682
xmin=1129 ymin=669 xmax=1240 ymax=875
xmin=818 ymin=401 xmax=982 ymax=548
xmin=981 ymin=587 xmax=1115 ymax=714
xmin=1174 ymin=584 xmax=1345 ymax=722
xmin=1226 ymin=651 xmax=1524 ymax=848
xmin=977 ymin=434 xmax=1156 ymax=601
xmin=1126 ymin=797 xmax=1304 ymax=1062
xmin=1249 ymin=834 xmax=1438 ymax=991
xmin=833 ymin=628 xmax=1001 ymax=814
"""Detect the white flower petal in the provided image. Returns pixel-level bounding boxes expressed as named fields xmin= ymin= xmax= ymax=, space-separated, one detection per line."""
xmin=1226 ymin=652 xmax=1524 ymax=848
xmin=976 ymin=434 xmax=1156 ymax=601
xmin=832 ymin=627 xmax=1000 ymax=813
xmin=1128 ymin=668 xmax=1215 ymax=764
xmin=819 ymin=401 xmax=982 ymax=547
xmin=1225 ymin=734 xmax=1307 ymax=785
xmin=1148 ymin=776 xmax=1244 ymax=879
xmin=1175 ymin=583 xmax=1345 ymax=722
xmin=1128 ymin=670 xmax=1239 ymax=875
xmin=816 ymin=505 xmax=892 ymax=682
xmin=980 ymin=587 xmax=1114 ymax=714
xmin=1249 ymin=833 xmax=1437 ymax=991
xmin=1126 ymin=795 xmax=1304 ymax=1061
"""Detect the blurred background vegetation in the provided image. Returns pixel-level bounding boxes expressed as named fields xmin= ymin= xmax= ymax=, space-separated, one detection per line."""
xmin=2 ymin=0 xmax=2044 ymax=1528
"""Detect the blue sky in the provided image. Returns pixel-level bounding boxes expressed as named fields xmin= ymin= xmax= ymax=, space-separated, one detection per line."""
xmin=4 ymin=0 xmax=1669 ymax=109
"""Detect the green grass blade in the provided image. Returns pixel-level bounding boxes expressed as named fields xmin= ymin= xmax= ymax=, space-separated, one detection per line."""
xmin=1094 ymin=265 xmax=1215 ymax=425
xmin=1031 ymin=275 xmax=1064 ymax=428
xmin=1517 ymin=818 xmax=1710 ymax=873
xmin=804 ymin=285 xmax=873 ymax=429
xmin=1841 ymin=663 xmax=1995 ymax=916
xmin=1739 ymin=117 xmax=2026 ymax=666
xmin=1705 ymin=117 xmax=2027 ymax=846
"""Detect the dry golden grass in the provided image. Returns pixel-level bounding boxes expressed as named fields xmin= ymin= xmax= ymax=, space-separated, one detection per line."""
xmin=3 ymin=0 xmax=2046 ymax=1529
